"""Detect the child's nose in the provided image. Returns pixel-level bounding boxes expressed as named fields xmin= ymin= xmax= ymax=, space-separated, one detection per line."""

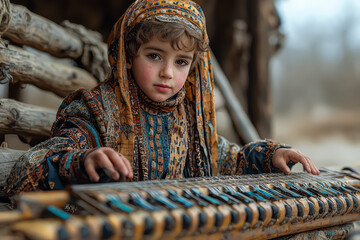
xmin=159 ymin=62 xmax=173 ymax=79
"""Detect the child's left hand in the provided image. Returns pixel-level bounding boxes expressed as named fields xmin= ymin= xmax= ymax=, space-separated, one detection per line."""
xmin=272 ymin=148 xmax=320 ymax=175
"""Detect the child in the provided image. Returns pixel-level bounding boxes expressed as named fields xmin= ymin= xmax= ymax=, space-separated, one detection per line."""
xmin=5 ymin=0 xmax=319 ymax=201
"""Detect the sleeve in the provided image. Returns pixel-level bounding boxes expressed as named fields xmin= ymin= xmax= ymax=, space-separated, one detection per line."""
xmin=216 ymin=135 xmax=291 ymax=175
xmin=4 ymin=90 xmax=105 ymax=200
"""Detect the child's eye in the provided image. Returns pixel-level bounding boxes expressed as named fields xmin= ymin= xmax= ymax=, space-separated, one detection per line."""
xmin=176 ymin=59 xmax=189 ymax=66
xmin=147 ymin=53 xmax=160 ymax=60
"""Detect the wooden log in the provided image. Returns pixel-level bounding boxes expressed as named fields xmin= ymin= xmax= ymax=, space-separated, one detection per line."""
xmin=0 ymin=147 xmax=25 ymax=189
xmin=211 ymin=50 xmax=260 ymax=142
xmin=62 ymin=21 xmax=110 ymax=82
xmin=247 ymin=0 xmax=273 ymax=138
xmin=0 ymin=98 xmax=56 ymax=145
xmin=0 ymin=44 xmax=98 ymax=97
xmin=0 ymin=0 xmax=83 ymax=59
xmin=0 ymin=0 xmax=11 ymax=35
xmin=260 ymin=0 xmax=284 ymax=56
xmin=0 ymin=0 xmax=110 ymax=81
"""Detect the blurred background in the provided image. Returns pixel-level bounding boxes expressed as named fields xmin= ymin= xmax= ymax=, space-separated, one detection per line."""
xmin=272 ymin=0 xmax=360 ymax=170
xmin=1 ymin=0 xmax=359 ymax=170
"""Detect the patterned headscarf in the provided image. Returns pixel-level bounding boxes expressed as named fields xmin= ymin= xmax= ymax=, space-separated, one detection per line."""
xmin=107 ymin=0 xmax=218 ymax=178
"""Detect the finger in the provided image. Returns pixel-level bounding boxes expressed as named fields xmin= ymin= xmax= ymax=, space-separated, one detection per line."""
xmin=276 ymin=158 xmax=291 ymax=175
xmin=315 ymin=165 xmax=320 ymax=175
xmin=306 ymin=157 xmax=320 ymax=175
xmin=119 ymin=153 xmax=133 ymax=178
xmin=305 ymin=157 xmax=314 ymax=174
xmin=94 ymin=150 xmax=120 ymax=180
xmin=301 ymin=155 xmax=317 ymax=175
xmin=290 ymin=152 xmax=311 ymax=173
xmin=85 ymin=162 xmax=100 ymax=182
xmin=102 ymin=167 xmax=120 ymax=181
xmin=310 ymin=158 xmax=320 ymax=175
xmin=120 ymin=174 xmax=127 ymax=182
xmin=104 ymin=149 xmax=129 ymax=177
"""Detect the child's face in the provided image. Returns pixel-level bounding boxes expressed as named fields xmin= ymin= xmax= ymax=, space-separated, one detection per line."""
xmin=127 ymin=36 xmax=195 ymax=102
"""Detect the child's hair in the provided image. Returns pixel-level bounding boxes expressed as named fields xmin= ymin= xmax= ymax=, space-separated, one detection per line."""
xmin=125 ymin=19 xmax=208 ymax=71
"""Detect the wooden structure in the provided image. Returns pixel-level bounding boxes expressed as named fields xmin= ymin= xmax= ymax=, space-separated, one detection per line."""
xmin=0 ymin=0 xmax=286 ymax=210
xmin=6 ymin=0 xmax=284 ymax=141
xmin=0 ymin=0 xmax=280 ymax=202
xmin=0 ymin=0 xmax=278 ymax=179
xmin=0 ymin=0 xmax=109 ymax=193
xmin=198 ymin=0 xmax=283 ymax=139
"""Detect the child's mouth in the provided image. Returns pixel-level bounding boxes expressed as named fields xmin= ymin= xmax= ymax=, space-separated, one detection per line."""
xmin=154 ymin=84 xmax=171 ymax=92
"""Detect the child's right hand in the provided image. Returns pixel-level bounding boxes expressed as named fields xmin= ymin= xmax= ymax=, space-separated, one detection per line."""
xmin=84 ymin=147 xmax=133 ymax=182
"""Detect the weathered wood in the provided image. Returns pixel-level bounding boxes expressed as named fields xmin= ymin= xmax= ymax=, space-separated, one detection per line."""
xmin=0 ymin=0 xmax=11 ymax=35
xmin=0 ymin=44 xmax=98 ymax=97
xmin=261 ymin=0 xmax=284 ymax=56
xmin=211 ymin=51 xmax=260 ymax=142
xmin=0 ymin=147 xmax=25 ymax=189
xmin=247 ymin=0 xmax=274 ymax=138
xmin=62 ymin=20 xmax=110 ymax=81
xmin=0 ymin=0 xmax=83 ymax=59
xmin=0 ymin=98 xmax=56 ymax=144
xmin=0 ymin=0 xmax=110 ymax=81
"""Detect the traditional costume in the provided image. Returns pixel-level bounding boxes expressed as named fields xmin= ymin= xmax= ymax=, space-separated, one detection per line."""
xmin=5 ymin=0 xmax=286 ymax=200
